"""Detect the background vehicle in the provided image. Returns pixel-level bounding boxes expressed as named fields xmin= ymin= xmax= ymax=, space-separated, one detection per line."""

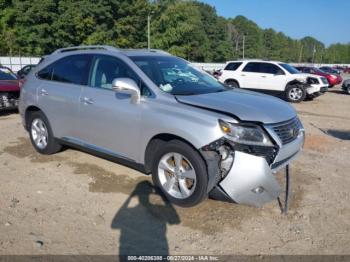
xmin=17 ymin=64 xmax=36 ymax=79
xmin=342 ymin=79 xmax=350 ymax=94
xmin=295 ymin=66 xmax=342 ymax=87
xmin=320 ymin=66 xmax=340 ymax=75
xmin=342 ymin=67 xmax=350 ymax=74
xmin=0 ymin=66 xmax=20 ymax=111
xmin=19 ymin=46 xmax=304 ymax=208
xmin=219 ymin=60 xmax=320 ymax=103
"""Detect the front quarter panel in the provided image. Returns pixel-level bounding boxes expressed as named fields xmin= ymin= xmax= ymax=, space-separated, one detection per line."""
xmin=137 ymin=96 xmax=231 ymax=164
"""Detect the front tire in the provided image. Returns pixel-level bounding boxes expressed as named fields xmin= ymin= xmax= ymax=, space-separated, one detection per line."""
xmin=346 ymin=86 xmax=350 ymax=95
xmin=151 ymin=140 xmax=208 ymax=207
xmin=285 ymin=84 xmax=306 ymax=103
xmin=28 ymin=111 xmax=62 ymax=155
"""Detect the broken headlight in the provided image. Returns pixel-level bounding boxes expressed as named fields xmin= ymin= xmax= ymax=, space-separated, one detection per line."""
xmin=219 ymin=120 xmax=273 ymax=147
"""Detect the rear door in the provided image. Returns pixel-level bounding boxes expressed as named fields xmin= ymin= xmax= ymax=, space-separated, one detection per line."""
xmin=240 ymin=62 xmax=263 ymax=89
xmin=36 ymin=54 xmax=92 ymax=138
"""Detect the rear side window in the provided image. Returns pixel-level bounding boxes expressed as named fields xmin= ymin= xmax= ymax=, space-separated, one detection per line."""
xmin=37 ymin=55 xmax=92 ymax=85
xmin=224 ymin=62 xmax=242 ymax=71
xmin=242 ymin=62 xmax=260 ymax=73
xmin=0 ymin=67 xmax=17 ymax=80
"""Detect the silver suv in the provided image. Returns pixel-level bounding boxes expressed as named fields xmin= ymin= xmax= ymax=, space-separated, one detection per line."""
xmin=19 ymin=46 xmax=305 ymax=207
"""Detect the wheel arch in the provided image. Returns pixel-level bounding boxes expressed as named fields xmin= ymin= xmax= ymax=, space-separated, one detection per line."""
xmin=224 ymin=78 xmax=240 ymax=87
xmin=285 ymin=79 xmax=305 ymax=90
xmin=24 ymin=105 xmax=42 ymax=131
xmin=144 ymin=133 xmax=202 ymax=174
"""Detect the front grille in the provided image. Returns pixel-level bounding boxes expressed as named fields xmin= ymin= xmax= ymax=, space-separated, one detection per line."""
xmin=231 ymin=143 xmax=278 ymax=165
xmin=271 ymin=117 xmax=302 ymax=145
xmin=321 ymin=77 xmax=329 ymax=85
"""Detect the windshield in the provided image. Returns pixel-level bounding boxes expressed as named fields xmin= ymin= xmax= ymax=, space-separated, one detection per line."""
xmin=129 ymin=56 xmax=227 ymax=95
xmin=314 ymin=68 xmax=327 ymax=74
xmin=0 ymin=68 xmax=17 ymax=80
xmin=279 ymin=63 xmax=300 ymax=74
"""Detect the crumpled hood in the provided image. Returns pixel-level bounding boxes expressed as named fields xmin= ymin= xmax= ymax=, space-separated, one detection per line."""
xmin=176 ymin=89 xmax=297 ymax=124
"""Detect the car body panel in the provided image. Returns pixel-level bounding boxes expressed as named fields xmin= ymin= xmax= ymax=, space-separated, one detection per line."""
xmin=176 ymin=88 xmax=297 ymax=124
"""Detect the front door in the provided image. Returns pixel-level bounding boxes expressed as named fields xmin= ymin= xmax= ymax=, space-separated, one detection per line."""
xmin=77 ymin=55 xmax=144 ymax=161
xmin=257 ymin=62 xmax=287 ymax=91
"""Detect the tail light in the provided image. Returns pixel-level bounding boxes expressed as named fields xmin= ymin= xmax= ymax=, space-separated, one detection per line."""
xmin=19 ymin=79 xmax=26 ymax=88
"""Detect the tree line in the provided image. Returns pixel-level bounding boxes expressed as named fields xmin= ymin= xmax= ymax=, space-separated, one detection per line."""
xmin=0 ymin=0 xmax=349 ymax=63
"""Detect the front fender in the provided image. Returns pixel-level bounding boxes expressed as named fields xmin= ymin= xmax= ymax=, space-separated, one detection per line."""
xmin=137 ymin=98 xmax=231 ymax=164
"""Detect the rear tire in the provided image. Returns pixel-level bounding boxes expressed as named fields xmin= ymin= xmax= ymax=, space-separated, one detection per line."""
xmin=285 ymin=84 xmax=306 ymax=103
xmin=28 ymin=111 xmax=62 ymax=155
xmin=151 ymin=140 xmax=208 ymax=207
xmin=225 ymin=80 xmax=239 ymax=88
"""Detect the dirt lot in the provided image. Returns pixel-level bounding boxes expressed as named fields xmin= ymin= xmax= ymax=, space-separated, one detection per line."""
xmin=0 ymin=81 xmax=349 ymax=256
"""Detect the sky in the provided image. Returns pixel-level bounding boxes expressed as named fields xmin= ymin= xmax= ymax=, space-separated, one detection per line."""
xmin=199 ymin=0 xmax=350 ymax=46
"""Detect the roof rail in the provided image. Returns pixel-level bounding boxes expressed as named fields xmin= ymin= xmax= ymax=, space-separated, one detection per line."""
xmin=52 ymin=45 xmax=118 ymax=54
xmin=147 ymin=49 xmax=171 ymax=55
xmin=124 ymin=48 xmax=171 ymax=55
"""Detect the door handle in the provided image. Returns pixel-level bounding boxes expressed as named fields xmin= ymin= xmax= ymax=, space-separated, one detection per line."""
xmin=241 ymin=74 xmax=246 ymax=77
xmin=261 ymin=75 xmax=267 ymax=78
xmin=81 ymin=97 xmax=94 ymax=105
xmin=40 ymin=89 xmax=48 ymax=96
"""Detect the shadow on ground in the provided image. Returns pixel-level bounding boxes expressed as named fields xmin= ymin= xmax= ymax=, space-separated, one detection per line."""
xmin=324 ymin=129 xmax=350 ymax=140
xmin=0 ymin=109 xmax=18 ymax=118
xmin=327 ymin=89 xmax=348 ymax=96
xmin=111 ymin=181 xmax=180 ymax=259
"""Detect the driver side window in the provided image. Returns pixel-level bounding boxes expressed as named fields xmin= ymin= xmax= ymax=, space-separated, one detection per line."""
xmin=89 ymin=55 xmax=151 ymax=96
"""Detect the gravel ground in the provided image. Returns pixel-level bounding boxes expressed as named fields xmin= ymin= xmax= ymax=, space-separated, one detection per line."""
xmin=0 ymin=79 xmax=349 ymax=256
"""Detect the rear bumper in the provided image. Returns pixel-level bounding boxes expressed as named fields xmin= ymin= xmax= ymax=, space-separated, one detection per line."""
xmin=215 ymin=132 xmax=304 ymax=207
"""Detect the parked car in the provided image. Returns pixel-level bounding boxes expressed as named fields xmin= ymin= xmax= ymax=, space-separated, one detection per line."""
xmin=17 ymin=64 xmax=36 ymax=79
xmin=19 ymin=46 xmax=305 ymax=207
xmin=219 ymin=60 xmax=322 ymax=103
xmin=342 ymin=79 xmax=350 ymax=94
xmin=319 ymin=66 xmax=341 ymax=75
xmin=295 ymin=66 xmax=342 ymax=87
xmin=342 ymin=67 xmax=350 ymax=74
xmin=0 ymin=66 xmax=20 ymax=111
xmin=333 ymin=66 xmax=345 ymax=73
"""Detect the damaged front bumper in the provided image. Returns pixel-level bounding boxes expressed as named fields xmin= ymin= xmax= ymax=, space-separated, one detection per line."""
xmin=205 ymin=124 xmax=305 ymax=207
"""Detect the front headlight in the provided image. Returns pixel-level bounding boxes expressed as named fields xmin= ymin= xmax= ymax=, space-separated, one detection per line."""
xmin=219 ymin=120 xmax=273 ymax=146
xmin=296 ymin=77 xmax=307 ymax=83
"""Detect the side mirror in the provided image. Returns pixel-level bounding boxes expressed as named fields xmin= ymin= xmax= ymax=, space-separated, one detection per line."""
xmin=112 ymin=78 xmax=141 ymax=104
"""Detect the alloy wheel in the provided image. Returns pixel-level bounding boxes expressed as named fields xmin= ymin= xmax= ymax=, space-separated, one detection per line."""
xmin=157 ymin=152 xmax=197 ymax=199
xmin=31 ymin=118 xmax=48 ymax=149
xmin=289 ymin=87 xmax=303 ymax=101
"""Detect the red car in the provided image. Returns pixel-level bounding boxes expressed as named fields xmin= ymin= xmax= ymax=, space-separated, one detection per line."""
xmin=0 ymin=66 xmax=21 ymax=111
xmin=295 ymin=66 xmax=343 ymax=87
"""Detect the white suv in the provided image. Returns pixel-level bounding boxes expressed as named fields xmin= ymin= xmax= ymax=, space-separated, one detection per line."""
xmin=219 ymin=60 xmax=324 ymax=103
